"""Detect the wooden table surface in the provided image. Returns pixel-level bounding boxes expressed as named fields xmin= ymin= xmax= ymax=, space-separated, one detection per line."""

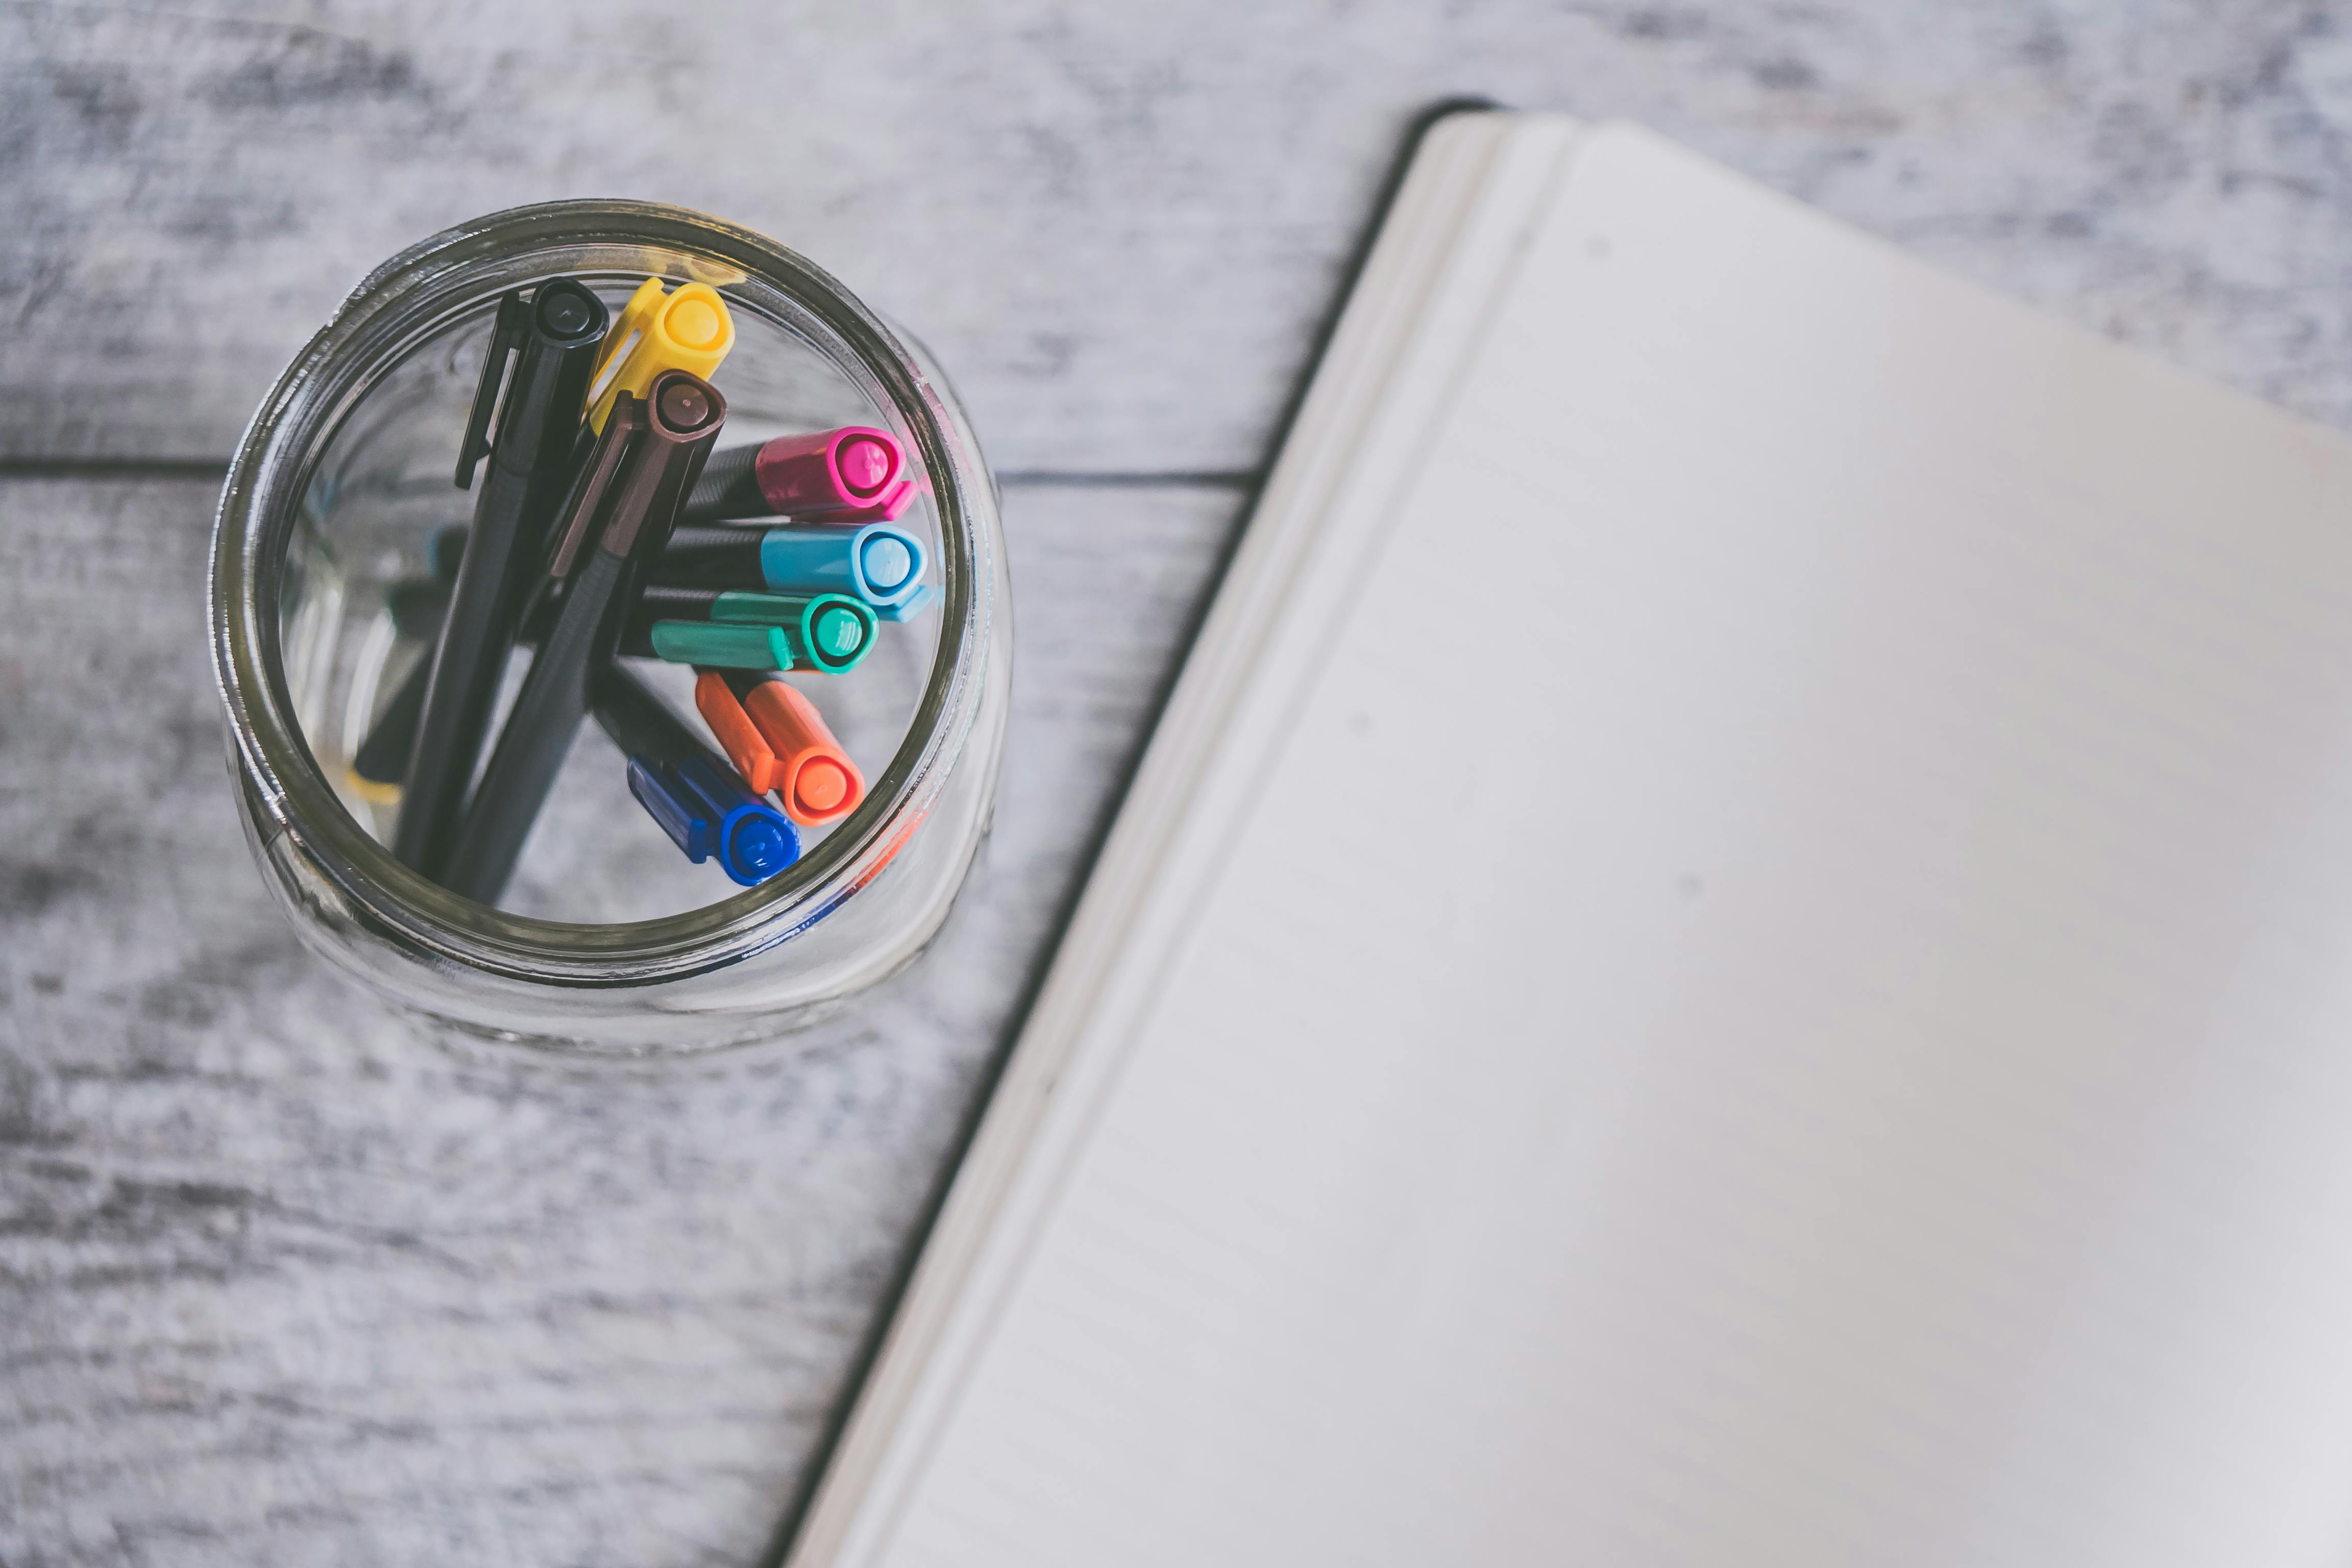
xmin=7 ymin=4 xmax=2352 ymax=1562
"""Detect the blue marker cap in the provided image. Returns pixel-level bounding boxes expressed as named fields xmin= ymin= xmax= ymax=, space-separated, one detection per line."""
xmin=757 ymin=522 xmax=927 ymax=609
xmin=627 ymin=756 xmax=717 ymax=863
xmin=626 ymin=754 xmax=802 ymax=886
xmin=869 ymin=583 xmax=936 ymax=623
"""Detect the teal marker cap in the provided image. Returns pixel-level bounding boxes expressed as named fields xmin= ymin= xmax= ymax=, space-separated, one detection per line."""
xmin=790 ymin=594 xmax=877 ymax=674
xmin=646 ymin=620 xmax=793 ymax=670
xmin=712 ymin=590 xmax=875 ymax=674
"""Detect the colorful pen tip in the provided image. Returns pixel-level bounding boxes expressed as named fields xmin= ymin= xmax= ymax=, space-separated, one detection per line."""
xmin=813 ymin=604 xmax=865 ymax=659
xmin=840 ymin=436 xmax=893 ymax=495
xmin=792 ymin=756 xmax=852 ymax=818
xmin=860 ymin=535 xmax=913 ymax=594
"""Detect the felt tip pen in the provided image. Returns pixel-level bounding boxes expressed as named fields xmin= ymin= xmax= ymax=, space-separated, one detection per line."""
xmin=596 ymin=662 xmax=799 ymax=886
xmin=696 ymin=671 xmax=867 ymax=827
xmin=635 ymin=620 xmax=794 ymax=671
xmin=682 ymin=426 xmax=914 ymax=524
xmin=357 ymin=576 xmax=873 ymax=777
xmin=392 ymin=280 xmax=608 ymax=879
xmin=630 ymin=585 xmax=877 ymax=673
xmin=364 ymin=582 xmax=870 ymax=781
xmin=585 ymin=277 xmax=735 ymax=434
xmin=658 ymin=521 xmax=927 ymax=609
xmin=442 ymin=370 xmax=726 ymax=905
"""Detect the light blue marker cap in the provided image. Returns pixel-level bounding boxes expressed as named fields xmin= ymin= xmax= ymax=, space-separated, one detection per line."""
xmin=757 ymin=522 xmax=927 ymax=609
xmin=870 ymin=583 xmax=936 ymax=623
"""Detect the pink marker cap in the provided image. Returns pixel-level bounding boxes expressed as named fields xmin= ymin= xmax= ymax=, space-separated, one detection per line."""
xmin=753 ymin=426 xmax=916 ymax=523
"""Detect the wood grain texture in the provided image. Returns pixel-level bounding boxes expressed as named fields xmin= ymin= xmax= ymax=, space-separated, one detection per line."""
xmin=10 ymin=5 xmax=2352 ymax=1562
xmin=7 ymin=2 xmax=2352 ymax=471
xmin=0 ymin=474 xmax=1238 ymax=1566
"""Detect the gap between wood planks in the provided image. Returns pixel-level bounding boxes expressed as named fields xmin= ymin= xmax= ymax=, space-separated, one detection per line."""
xmin=0 ymin=460 xmax=1260 ymax=489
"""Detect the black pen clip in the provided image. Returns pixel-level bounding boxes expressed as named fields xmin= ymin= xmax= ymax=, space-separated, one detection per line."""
xmin=545 ymin=393 xmax=645 ymax=582
xmin=455 ymin=291 xmax=531 ymax=491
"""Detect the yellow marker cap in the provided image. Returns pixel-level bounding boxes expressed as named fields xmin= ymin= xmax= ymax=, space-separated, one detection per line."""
xmin=586 ymin=277 xmax=737 ymax=431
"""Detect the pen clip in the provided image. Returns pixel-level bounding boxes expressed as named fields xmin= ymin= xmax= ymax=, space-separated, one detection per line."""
xmin=455 ymin=292 xmax=530 ymax=490
xmin=546 ymin=392 xmax=645 ymax=581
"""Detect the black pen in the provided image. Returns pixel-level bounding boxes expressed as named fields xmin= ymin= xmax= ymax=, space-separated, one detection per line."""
xmin=395 ymin=281 xmax=608 ymax=878
xmin=440 ymin=370 xmax=726 ymax=904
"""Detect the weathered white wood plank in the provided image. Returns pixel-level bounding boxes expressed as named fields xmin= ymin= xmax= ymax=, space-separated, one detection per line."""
xmin=0 ymin=473 xmax=1239 ymax=1565
xmin=6 ymin=1 xmax=2352 ymax=471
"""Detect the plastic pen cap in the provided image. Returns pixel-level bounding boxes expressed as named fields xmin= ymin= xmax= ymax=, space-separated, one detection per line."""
xmin=646 ymin=620 xmax=793 ymax=670
xmin=628 ymin=755 xmax=716 ymax=862
xmin=869 ymin=583 xmax=936 ymax=623
xmin=736 ymin=676 xmax=866 ymax=827
xmin=693 ymin=671 xmax=781 ymax=794
xmin=625 ymin=754 xmax=801 ymax=886
xmin=587 ymin=278 xmax=736 ymax=433
xmin=756 ymin=522 xmax=927 ymax=609
xmin=752 ymin=426 xmax=914 ymax=523
xmin=791 ymin=595 xmax=877 ymax=674
xmin=696 ymin=589 xmax=876 ymax=674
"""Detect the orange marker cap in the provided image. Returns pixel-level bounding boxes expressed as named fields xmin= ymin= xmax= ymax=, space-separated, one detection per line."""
xmin=694 ymin=671 xmax=781 ymax=794
xmin=738 ymin=677 xmax=866 ymax=827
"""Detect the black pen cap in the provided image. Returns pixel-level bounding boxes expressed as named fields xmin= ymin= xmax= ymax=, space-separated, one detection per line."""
xmin=506 ymin=281 xmax=611 ymax=479
xmin=454 ymin=281 xmax=609 ymax=489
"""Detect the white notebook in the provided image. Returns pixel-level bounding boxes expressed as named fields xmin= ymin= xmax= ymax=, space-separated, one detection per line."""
xmin=789 ymin=112 xmax=2352 ymax=1566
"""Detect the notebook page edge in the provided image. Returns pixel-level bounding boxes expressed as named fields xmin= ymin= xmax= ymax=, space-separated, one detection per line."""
xmin=782 ymin=108 xmax=1578 ymax=1568
xmin=835 ymin=114 xmax=1587 ymax=1566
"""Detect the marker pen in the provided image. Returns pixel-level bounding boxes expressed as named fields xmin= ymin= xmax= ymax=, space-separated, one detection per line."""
xmin=659 ymin=521 xmax=927 ymax=610
xmin=444 ymin=369 xmax=725 ymax=904
xmin=636 ymin=620 xmax=793 ymax=671
xmin=395 ymin=279 xmax=608 ymax=878
xmin=596 ymin=662 xmax=799 ymax=887
xmin=698 ymin=671 xmax=867 ymax=827
xmin=630 ymin=585 xmax=877 ymax=673
xmin=359 ymin=570 xmax=883 ymax=779
xmin=585 ymin=277 xmax=736 ymax=434
xmin=682 ymin=426 xmax=914 ymax=524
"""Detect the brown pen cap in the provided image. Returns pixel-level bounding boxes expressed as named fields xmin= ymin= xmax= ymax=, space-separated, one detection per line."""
xmin=544 ymin=368 xmax=727 ymax=578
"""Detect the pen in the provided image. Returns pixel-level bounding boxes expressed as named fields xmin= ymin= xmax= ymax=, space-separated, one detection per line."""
xmin=658 ymin=521 xmax=928 ymax=610
xmin=695 ymin=671 xmax=866 ymax=827
xmin=440 ymin=369 xmax=726 ymax=904
xmin=596 ymin=662 xmax=799 ymax=886
xmin=585 ymin=277 xmax=735 ymax=434
xmin=394 ymin=280 xmax=608 ymax=878
xmin=681 ymin=426 xmax=913 ymax=524
xmin=630 ymin=585 xmax=877 ymax=673
xmin=636 ymin=621 xmax=794 ymax=671
xmin=354 ymin=572 xmax=877 ymax=785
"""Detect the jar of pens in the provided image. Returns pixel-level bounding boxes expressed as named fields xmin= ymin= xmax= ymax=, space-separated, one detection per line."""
xmin=210 ymin=202 xmax=1010 ymax=1053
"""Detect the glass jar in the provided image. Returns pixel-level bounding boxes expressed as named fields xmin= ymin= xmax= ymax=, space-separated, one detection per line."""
xmin=209 ymin=201 xmax=1011 ymax=1054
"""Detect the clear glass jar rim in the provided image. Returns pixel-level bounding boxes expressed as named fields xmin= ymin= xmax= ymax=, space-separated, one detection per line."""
xmin=209 ymin=199 xmax=997 ymax=986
